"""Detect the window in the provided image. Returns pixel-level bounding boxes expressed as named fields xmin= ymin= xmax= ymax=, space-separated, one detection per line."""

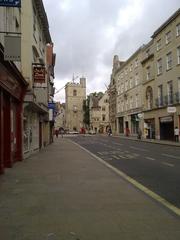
xmin=146 ymin=66 xmax=150 ymax=80
xmin=165 ymin=31 xmax=171 ymax=44
xmin=135 ymin=73 xmax=139 ymax=85
xmin=102 ymin=115 xmax=106 ymax=121
xmin=130 ymin=64 xmax=133 ymax=72
xmin=135 ymin=59 xmax=138 ymax=67
xmin=125 ymin=99 xmax=129 ymax=111
xmin=158 ymin=85 xmax=163 ymax=106
xmin=102 ymin=106 xmax=105 ymax=111
xmin=176 ymin=23 xmax=180 ymax=37
xmin=125 ymin=80 xmax=128 ymax=91
xmin=177 ymin=46 xmax=180 ymax=64
xmin=177 ymin=77 xmax=180 ymax=103
xmin=157 ymin=58 xmax=162 ymax=75
xmin=125 ymin=68 xmax=128 ymax=75
xmin=167 ymin=81 xmax=173 ymax=105
xmin=121 ymin=83 xmax=124 ymax=93
xmin=146 ymin=49 xmax=150 ymax=57
xmin=156 ymin=39 xmax=161 ymax=51
xmin=135 ymin=94 xmax=138 ymax=108
xmin=129 ymin=77 xmax=132 ymax=88
xmin=166 ymin=52 xmax=172 ymax=70
xmin=146 ymin=86 xmax=153 ymax=110
xmin=73 ymin=89 xmax=77 ymax=96
xmin=130 ymin=96 xmax=133 ymax=109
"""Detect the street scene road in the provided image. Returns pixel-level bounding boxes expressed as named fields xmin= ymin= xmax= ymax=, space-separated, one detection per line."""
xmin=1 ymin=137 xmax=180 ymax=240
xmin=69 ymin=135 xmax=180 ymax=209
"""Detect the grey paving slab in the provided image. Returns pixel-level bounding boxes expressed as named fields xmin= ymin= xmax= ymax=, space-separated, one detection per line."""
xmin=0 ymin=138 xmax=180 ymax=240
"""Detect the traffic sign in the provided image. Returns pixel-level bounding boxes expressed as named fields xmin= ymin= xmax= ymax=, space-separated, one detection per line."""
xmin=0 ymin=0 xmax=21 ymax=7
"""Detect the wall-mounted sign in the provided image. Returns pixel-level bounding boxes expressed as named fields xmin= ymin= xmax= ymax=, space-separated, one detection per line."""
xmin=160 ymin=116 xmax=173 ymax=123
xmin=167 ymin=106 xmax=176 ymax=113
xmin=33 ymin=66 xmax=46 ymax=83
xmin=0 ymin=0 xmax=21 ymax=7
xmin=4 ymin=35 xmax=21 ymax=61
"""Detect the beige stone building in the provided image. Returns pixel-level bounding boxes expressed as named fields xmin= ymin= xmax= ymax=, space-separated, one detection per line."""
xmin=65 ymin=77 xmax=86 ymax=132
xmin=109 ymin=55 xmax=122 ymax=134
xmin=141 ymin=40 xmax=156 ymax=139
xmin=21 ymin=0 xmax=54 ymax=157
xmin=116 ymin=47 xmax=144 ymax=136
xmin=89 ymin=92 xmax=109 ymax=133
xmin=54 ymin=102 xmax=66 ymax=131
xmin=142 ymin=9 xmax=180 ymax=140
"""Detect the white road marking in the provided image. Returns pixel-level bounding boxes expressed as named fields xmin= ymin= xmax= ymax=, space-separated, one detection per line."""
xmin=130 ymin=146 xmax=148 ymax=152
xmin=162 ymin=162 xmax=175 ymax=167
xmin=97 ymin=152 xmax=103 ymax=155
xmin=118 ymin=155 xmax=127 ymax=159
xmin=113 ymin=143 xmax=123 ymax=146
xmin=133 ymin=153 xmax=140 ymax=157
xmin=146 ymin=157 xmax=155 ymax=161
xmin=161 ymin=153 xmax=180 ymax=160
xmin=71 ymin=140 xmax=180 ymax=217
xmin=112 ymin=155 xmax=120 ymax=160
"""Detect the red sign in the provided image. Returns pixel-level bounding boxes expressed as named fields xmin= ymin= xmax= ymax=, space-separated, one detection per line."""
xmin=33 ymin=66 xmax=46 ymax=83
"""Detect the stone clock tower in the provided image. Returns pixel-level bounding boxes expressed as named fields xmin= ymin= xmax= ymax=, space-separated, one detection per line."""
xmin=65 ymin=77 xmax=86 ymax=132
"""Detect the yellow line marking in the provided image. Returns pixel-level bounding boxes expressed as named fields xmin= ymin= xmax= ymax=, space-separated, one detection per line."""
xmin=71 ymin=141 xmax=180 ymax=217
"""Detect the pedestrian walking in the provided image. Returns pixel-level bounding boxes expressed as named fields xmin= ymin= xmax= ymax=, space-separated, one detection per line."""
xmin=137 ymin=128 xmax=142 ymax=140
xmin=174 ymin=126 xmax=179 ymax=142
xmin=55 ymin=129 xmax=59 ymax=138
xmin=107 ymin=126 xmax=112 ymax=136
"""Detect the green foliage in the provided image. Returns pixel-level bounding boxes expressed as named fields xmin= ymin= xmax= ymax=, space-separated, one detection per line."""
xmin=83 ymin=96 xmax=90 ymax=126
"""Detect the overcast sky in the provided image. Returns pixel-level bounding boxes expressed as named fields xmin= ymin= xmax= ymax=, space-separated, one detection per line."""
xmin=43 ymin=0 xmax=180 ymax=102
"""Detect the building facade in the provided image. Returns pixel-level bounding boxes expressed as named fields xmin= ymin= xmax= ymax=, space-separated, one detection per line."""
xmin=116 ymin=47 xmax=144 ymax=136
xmin=142 ymin=9 xmax=180 ymax=140
xmin=110 ymin=8 xmax=180 ymax=141
xmin=21 ymin=0 xmax=54 ymax=157
xmin=109 ymin=55 xmax=121 ymax=134
xmin=65 ymin=77 xmax=86 ymax=132
xmin=89 ymin=91 xmax=109 ymax=133
xmin=0 ymin=5 xmax=28 ymax=174
xmin=54 ymin=102 xmax=66 ymax=131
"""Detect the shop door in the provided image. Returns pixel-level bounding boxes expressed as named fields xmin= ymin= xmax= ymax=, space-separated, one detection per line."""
xmin=3 ymin=93 xmax=11 ymax=167
xmin=160 ymin=121 xmax=174 ymax=140
xmin=39 ymin=122 xmax=42 ymax=149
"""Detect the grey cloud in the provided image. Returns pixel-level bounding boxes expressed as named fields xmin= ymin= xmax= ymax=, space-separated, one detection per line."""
xmin=43 ymin=0 xmax=180 ymax=97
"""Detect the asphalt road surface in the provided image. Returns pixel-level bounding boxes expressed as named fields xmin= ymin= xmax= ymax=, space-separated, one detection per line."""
xmin=69 ymin=135 xmax=180 ymax=209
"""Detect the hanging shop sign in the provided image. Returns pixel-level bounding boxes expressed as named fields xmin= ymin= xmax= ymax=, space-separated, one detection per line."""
xmin=33 ymin=66 xmax=46 ymax=84
xmin=0 ymin=0 xmax=21 ymax=7
xmin=48 ymin=102 xmax=56 ymax=121
xmin=4 ymin=35 xmax=21 ymax=61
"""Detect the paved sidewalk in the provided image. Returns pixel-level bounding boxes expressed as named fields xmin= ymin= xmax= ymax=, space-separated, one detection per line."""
xmin=117 ymin=135 xmax=180 ymax=147
xmin=0 ymin=138 xmax=180 ymax=240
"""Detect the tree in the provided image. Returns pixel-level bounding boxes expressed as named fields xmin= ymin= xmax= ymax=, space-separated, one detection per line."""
xmin=83 ymin=96 xmax=90 ymax=127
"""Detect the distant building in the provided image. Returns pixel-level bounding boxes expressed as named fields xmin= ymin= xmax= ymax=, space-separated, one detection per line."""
xmin=65 ymin=77 xmax=86 ymax=132
xmin=89 ymin=91 xmax=109 ymax=133
xmin=109 ymin=55 xmax=123 ymax=134
xmin=55 ymin=102 xmax=66 ymax=130
xmin=116 ymin=47 xmax=144 ymax=136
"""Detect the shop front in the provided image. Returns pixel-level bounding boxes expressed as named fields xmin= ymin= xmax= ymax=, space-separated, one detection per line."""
xmin=144 ymin=118 xmax=155 ymax=139
xmin=0 ymin=46 xmax=28 ymax=174
xmin=159 ymin=116 xmax=174 ymax=140
xmin=131 ymin=114 xmax=139 ymax=135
